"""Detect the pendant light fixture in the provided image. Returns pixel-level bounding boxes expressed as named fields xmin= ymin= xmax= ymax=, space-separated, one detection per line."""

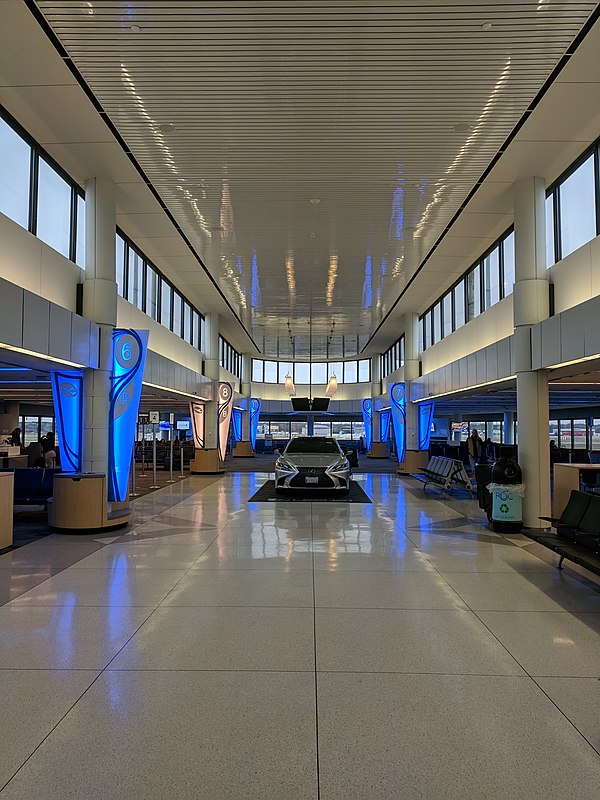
xmin=325 ymin=373 xmax=338 ymax=398
xmin=284 ymin=373 xmax=296 ymax=396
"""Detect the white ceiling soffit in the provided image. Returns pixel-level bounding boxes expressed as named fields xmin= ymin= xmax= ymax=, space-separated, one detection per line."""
xmin=31 ymin=1 xmax=599 ymax=358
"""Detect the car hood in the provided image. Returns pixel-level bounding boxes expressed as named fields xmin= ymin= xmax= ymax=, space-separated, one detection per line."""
xmin=281 ymin=453 xmax=345 ymax=468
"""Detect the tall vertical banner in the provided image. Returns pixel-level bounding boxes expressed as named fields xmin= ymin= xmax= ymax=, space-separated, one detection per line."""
xmin=380 ymin=408 xmax=391 ymax=444
xmin=217 ymin=381 xmax=234 ymax=462
xmin=418 ymin=401 xmax=436 ymax=450
xmin=108 ymin=329 xmax=148 ymax=502
xmin=232 ymin=408 xmax=243 ymax=443
xmin=390 ymin=382 xmax=406 ymax=464
xmin=189 ymin=401 xmax=205 ymax=449
xmin=361 ymin=398 xmax=373 ymax=451
xmin=50 ymin=370 xmax=83 ymax=473
xmin=249 ymin=398 xmax=261 ymax=450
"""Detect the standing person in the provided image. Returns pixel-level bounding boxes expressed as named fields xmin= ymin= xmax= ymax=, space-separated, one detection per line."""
xmin=467 ymin=429 xmax=482 ymax=471
xmin=10 ymin=427 xmax=22 ymax=446
xmin=482 ymin=437 xmax=495 ymax=464
xmin=41 ymin=431 xmax=56 ymax=467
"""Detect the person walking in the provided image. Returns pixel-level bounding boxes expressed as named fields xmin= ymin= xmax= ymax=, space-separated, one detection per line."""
xmin=467 ymin=429 xmax=482 ymax=471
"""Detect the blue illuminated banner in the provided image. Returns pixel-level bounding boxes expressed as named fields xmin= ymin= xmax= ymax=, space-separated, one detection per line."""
xmin=217 ymin=382 xmax=234 ymax=462
xmin=390 ymin=382 xmax=406 ymax=463
xmin=50 ymin=370 xmax=83 ymax=473
xmin=418 ymin=401 xmax=436 ymax=450
xmin=380 ymin=408 xmax=391 ymax=444
xmin=361 ymin=398 xmax=372 ymax=451
xmin=108 ymin=329 xmax=148 ymax=502
xmin=249 ymin=398 xmax=261 ymax=450
xmin=232 ymin=407 xmax=243 ymax=443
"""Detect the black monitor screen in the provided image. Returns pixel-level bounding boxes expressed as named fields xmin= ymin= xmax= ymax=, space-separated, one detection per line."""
xmin=311 ymin=397 xmax=330 ymax=412
xmin=291 ymin=397 xmax=311 ymax=411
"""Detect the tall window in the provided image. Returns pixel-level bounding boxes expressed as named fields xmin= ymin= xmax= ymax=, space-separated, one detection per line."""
xmin=454 ymin=282 xmax=465 ymax=329
xmin=36 ymin=158 xmax=71 ymax=258
xmin=146 ymin=265 xmax=159 ymax=320
xmin=127 ymin=247 xmax=144 ymax=310
xmin=161 ymin=282 xmax=172 ymax=329
xmin=467 ymin=264 xmax=481 ymax=321
xmin=502 ymin=232 xmax=515 ymax=296
xmin=482 ymin=247 xmax=500 ymax=309
xmin=116 ymin=234 xmax=126 ymax=296
xmin=558 ymin=154 xmax=596 ymax=259
xmin=75 ymin=195 xmax=86 ymax=269
xmin=442 ymin=292 xmax=453 ymax=338
xmin=0 ymin=115 xmax=31 ymax=228
xmin=545 ymin=193 xmax=556 ymax=268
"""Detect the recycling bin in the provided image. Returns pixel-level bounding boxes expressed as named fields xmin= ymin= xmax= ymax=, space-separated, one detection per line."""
xmin=488 ymin=455 xmax=524 ymax=533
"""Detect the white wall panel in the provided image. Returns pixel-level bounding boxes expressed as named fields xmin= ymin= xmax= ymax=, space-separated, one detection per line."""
xmin=560 ymin=307 xmax=585 ymax=364
xmin=0 ymin=212 xmax=82 ymax=312
xmin=22 ymin=291 xmax=49 ymax=355
xmin=550 ymin=241 xmax=593 ymax=314
xmin=0 ymin=280 xmax=23 ymax=347
xmin=538 ymin=314 xmax=561 ymax=368
xmin=49 ymin=303 xmax=73 ymax=362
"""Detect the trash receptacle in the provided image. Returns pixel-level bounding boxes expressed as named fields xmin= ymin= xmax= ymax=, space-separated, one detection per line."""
xmin=487 ymin=455 xmax=524 ymax=533
xmin=474 ymin=464 xmax=493 ymax=521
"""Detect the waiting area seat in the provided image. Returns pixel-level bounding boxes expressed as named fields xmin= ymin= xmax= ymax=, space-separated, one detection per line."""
xmin=525 ymin=490 xmax=600 ymax=576
xmin=411 ymin=456 xmax=475 ymax=498
xmin=0 ymin=467 xmax=61 ymax=505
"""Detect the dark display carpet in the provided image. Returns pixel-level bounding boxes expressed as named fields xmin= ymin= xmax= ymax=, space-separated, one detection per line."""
xmin=249 ymin=479 xmax=371 ymax=503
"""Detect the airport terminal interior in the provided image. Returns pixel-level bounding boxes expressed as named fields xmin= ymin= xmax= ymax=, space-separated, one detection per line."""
xmin=1 ymin=1 xmax=600 ymax=797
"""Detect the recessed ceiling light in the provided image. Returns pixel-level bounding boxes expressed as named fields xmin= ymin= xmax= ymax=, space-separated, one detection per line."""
xmin=309 ymin=197 xmax=321 ymax=205
xmin=309 ymin=232 xmax=317 ymax=239
xmin=158 ymin=123 xmax=175 ymax=133
xmin=481 ymin=21 xmax=493 ymax=30
xmin=130 ymin=24 xmax=142 ymax=33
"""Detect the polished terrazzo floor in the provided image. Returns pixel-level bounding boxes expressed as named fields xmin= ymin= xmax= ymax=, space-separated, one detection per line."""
xmin=0 ymin=472 xmax=599 ymax=798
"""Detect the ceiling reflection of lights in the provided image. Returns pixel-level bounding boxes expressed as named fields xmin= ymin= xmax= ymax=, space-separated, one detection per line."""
xmin=284 ymin=374 xmax=296 ymax=396
xmin=326 ymin=255 xmax=338 ymax=307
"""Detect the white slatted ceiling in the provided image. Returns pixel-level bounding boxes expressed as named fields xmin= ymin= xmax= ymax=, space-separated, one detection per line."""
xmin=35 ymin=1 xmax=597 ymax=357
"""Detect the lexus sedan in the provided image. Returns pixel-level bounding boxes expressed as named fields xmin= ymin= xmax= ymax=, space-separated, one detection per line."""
xmin=274 ymin=436 xmax=351 ymax=493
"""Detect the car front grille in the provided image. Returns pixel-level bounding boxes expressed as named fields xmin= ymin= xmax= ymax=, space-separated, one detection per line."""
xmin=290 ymin=467 xmax=334 ymax=488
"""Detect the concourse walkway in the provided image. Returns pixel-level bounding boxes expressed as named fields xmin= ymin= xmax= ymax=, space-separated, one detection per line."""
xmin=1 ymin=474 xmax=599 ymax=798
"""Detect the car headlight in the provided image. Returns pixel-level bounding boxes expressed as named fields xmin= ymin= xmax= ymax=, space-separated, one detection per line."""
xmin=328 ymin=459 xmax=348 ymax=471
xmin=275 ymin=458 xmax=294 ymax=471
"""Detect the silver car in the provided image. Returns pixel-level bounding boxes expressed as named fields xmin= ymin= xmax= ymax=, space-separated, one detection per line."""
xmin=274 ymin=436 xmax=351 ymax=494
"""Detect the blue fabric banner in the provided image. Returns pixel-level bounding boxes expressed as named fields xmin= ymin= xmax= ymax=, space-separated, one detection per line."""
xmin=108 ymin=329 xmax=149 ymax=502
xmin=249 ymin=398 xmax=261 ymax=449
xmin=232 ymin=407 xmax=243 ymax=443
xmin=379 ymin=408 xmax=391 ymax=444
xmin=217 ymin=382 xmax=234 ymax=462
xmin=361 ymin=398 xmax=373 ymax=451
xmin=418 ymin=401 xmax=436 ymax=450
xmin=50 ymin=370 xmax=83 ymax=473
xmin=389 ymin=382 xmax=406 ymax=463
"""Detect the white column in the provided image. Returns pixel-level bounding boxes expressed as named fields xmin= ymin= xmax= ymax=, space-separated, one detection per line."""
xmin=203 ymin=312 xmax=220 ymax=449
xmin=513 ymin=176 xmax=551 ymax=528
xmin=82 ymin=178 xmax=117 ymax=478
xmin=241 ymin=353 xmax=252 ymax=443
xmin=404 ymin=312 xmax=420 ymax=451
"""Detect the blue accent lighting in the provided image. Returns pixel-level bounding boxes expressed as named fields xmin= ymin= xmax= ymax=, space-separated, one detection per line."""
xmin=361 ymin=398 xmax=373 ymax=451
xmin=50 ymin=370 xmax=83 ymax=473
xmin=108 ymin=328 xmax=149 ymax=502
xmin=418 ymin=401 xmax=436 ymax=450
xmin=390 ymin=382 xmax=406 ymax=463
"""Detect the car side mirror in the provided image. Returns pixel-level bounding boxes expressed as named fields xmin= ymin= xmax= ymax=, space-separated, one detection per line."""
xmin=274 ymin=449 xmax=281 ymax=457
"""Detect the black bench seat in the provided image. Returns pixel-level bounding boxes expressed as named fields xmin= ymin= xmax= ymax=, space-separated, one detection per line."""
xmin=525 ymin=490 xmax=600 ymax=577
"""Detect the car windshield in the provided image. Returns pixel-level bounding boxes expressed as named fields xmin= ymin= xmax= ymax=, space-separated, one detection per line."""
xmin=285 ymin=437 xmax=340 ymax=455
